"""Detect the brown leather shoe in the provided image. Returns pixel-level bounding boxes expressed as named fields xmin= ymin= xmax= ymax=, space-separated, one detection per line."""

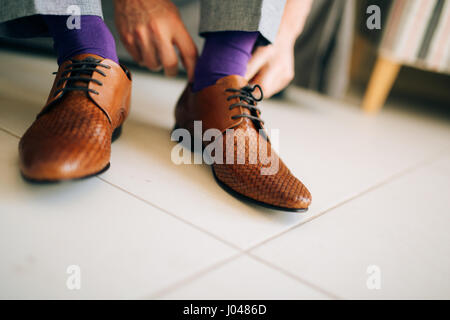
xmin=19 ymin=54 xmax=132 ymax=181
xmin=174 ymin=75 xmax=311 ymax=212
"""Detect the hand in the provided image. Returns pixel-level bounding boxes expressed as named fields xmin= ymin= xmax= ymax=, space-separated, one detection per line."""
xmin=245 ymin=39 xmax=295 ymax=98
xmin=245 ymin=0 xmax=312 ymax=98
xmin=114 ymin=0 xmax=198 ymax=80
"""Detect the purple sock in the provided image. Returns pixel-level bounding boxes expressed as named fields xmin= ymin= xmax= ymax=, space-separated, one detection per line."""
xmin=193 ymin=31 xmax=259 ymax=92
xmin=43 ymin=15 xmax=118 ymax=65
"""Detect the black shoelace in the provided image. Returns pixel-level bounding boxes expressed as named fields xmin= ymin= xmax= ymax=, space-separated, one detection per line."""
xmin=225 ymin=84 xmax=264 ymax=125
xmin=52 ymin=57 xmax=111 ymax=97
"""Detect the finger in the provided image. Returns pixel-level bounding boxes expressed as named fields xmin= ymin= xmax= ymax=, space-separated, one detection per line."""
xmin=128 ymin=43 xmax=143 ymax=66
xmin=250 ymin=67 xmax=278 ymax=98
xmin=135 ymin=27 xmax=161 ymax=71
xmin=245 ymin=46 xmax=272 ymax=81
xmin=121 ymin=34 xmax=142 ymax=64
xmin=156 ymin=38 xmax=179 ymax=77
xmin=174 ymin=29 xmax=198 ymax=81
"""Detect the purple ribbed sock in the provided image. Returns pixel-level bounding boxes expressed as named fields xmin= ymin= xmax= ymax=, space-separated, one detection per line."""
xmin=43 ymin=15 xmax=118 ymax=65
xmin=193 ymin=31 xmax=259 ymax=92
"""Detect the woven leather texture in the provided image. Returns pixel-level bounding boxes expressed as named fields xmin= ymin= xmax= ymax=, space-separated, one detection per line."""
xmin=213 ymin=120 xmax=311 ymax=210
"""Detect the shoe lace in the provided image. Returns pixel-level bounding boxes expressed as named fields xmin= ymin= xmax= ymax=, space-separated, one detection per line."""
xmin=225 ymin=84 xmax=264 ymax=125
xmin=52 ymin=57 xmax=111 ymax=97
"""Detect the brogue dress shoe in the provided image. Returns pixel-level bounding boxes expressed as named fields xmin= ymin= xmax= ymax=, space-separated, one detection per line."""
xmin=19 ymin=54 xmax=132 ymax=181
xmin=174 ymin=75 xmax=311 ymax=212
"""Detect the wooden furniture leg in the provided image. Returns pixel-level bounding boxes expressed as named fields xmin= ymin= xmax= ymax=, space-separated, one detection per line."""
xmin=362 ymin=56 xmax=401 ymax=113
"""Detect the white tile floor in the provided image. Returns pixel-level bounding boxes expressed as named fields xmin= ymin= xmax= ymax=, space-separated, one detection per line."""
xmin=0 ymin=50 xmax=449 ymax=299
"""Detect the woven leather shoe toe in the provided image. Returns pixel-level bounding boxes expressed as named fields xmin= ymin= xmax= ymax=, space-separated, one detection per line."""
xmin=212 ymin=122 xmax=311 ymax=211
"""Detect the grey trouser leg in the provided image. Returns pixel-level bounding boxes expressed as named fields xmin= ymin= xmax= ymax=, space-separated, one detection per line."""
xmin=199 ymin=0 xmax=286 ymax=44
xmin=0 ymin=0 xmax=102 ymax=37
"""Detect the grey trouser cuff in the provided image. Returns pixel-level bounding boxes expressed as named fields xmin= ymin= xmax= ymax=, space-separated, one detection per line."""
xmin=0 ymin=0 xmax=103 ymax=37
xmin=0 ymin=0 xmax=103 ymax=23
xmin=199 ymin=0 xmax=286 ymax=44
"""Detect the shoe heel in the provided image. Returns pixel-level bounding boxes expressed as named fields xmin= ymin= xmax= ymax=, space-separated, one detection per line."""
xmin=112 ymin=125 xmax=123 ymax=142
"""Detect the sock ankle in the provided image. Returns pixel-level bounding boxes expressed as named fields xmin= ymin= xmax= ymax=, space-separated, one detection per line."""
xmin=43 ymin=15 xmax=119 ymax=65
xmin=192 ymin=31 xmax=259 ymax=92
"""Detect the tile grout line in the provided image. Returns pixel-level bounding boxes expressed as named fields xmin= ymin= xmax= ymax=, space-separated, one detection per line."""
xmin=146 ymin=250 xmax=340 ymax=300
xmin=95 ymin=180 xmax=343 ymax=299
xmin=145 ymin=252 xmax=243 ymax=299
xmin=96 ymin=176 xmax=242 ymax=252
xmin=243 ymin=149 xmax=449 ymax=254
xmin=246 ymin=252 xmax=341 ymax=299
xmin=0 ymin=127 xmax=20 ymax=139
xmin=97 ymin=176 xmax=346 ymax=299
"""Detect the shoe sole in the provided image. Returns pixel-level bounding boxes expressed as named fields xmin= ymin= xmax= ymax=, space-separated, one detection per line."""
xmin=172 ymin=124 xmax=308 ymax=213
xmin=21 ymin=125 xmax=123 ymax=184
xmin=211 ymin=167 xmax=308 ymax=213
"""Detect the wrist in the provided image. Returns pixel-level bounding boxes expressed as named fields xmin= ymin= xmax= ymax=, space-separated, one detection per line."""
xmin=276 ymin=20 xmax=303 ymax=47
xmin=275 ymin=29 xmax=297 ymax=49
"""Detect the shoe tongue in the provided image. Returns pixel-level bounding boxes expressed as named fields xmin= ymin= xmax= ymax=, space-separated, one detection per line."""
xmin=216 ymin=75 xmax=252 ymax=118
xmin=66 ymin=55 xmax=104 ymax=94
xmin=215 ymin=75 xmax=262 ymax=130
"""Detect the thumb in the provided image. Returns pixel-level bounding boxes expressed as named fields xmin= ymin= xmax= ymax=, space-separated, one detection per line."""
xmin=250 ymin=66 xmax=277 ymax=98
xmin=245 ymin=46 xmax=272 ymax=81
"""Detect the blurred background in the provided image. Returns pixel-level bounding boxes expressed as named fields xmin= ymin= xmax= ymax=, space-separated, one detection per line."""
xmin=1 ymin=0 xmax=449 ymax=115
